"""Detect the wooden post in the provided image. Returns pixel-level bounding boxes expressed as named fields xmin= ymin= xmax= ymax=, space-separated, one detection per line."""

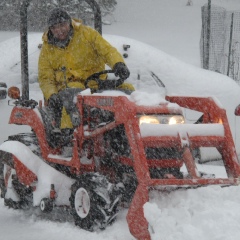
xmin=205 ymin=0 xmax=211 ymax=70
xmin=20 ymin=0 xmax=30 ymax=100
xmin=227 ymin=13 xmax=234 ymax=77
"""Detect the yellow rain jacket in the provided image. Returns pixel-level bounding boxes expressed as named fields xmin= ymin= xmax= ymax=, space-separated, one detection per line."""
xmin=38 ymin=19 xmax=134 ymax=129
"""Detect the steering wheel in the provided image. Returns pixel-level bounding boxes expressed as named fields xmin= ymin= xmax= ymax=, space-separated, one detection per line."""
xmin=84 ymin=70 xmax=125 ymax=90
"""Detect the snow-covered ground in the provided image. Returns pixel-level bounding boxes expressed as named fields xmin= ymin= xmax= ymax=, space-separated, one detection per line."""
xmin=1 ymin=0 xmax=240 ymax=240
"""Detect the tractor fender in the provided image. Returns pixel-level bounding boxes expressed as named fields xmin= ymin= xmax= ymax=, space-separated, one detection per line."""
xmin=0 ymin=140 xmax=75 ymax=207
xmin=0 ymin=149 xmax=37 ymax=187
xmin=9 ymin=106 xmax=51 ymax=156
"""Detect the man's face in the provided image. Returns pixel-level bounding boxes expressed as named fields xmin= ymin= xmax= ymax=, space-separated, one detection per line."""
xmin=50 ymin=21 xmax=71 ymax=41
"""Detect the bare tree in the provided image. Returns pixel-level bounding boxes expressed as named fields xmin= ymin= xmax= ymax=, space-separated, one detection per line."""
xmin=0 ymin=0 xmax=117 ymax=31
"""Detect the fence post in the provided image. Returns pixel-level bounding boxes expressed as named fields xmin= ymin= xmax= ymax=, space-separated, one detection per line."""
xmin=20 ymin=0 xmax=30 ymax=100
xmin=227 ymin=13 xmax=234 ymax=77
xmin=205 ymin=0 xmax=211 ymax=69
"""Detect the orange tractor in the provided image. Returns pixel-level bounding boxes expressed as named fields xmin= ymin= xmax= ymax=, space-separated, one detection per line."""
xmin=1 ymin=72 xmax=240 ymax=239
xmin=1 ymin=1 xmax=240 ymax=239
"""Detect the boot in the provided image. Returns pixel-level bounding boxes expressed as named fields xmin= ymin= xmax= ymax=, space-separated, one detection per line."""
xmin=60 ymin=128 xmax=74 ymax=146
xmin=49 ymin=128 xmax=62 ymax=148
xmin=60 ymin=128 xmax=74 ymax=157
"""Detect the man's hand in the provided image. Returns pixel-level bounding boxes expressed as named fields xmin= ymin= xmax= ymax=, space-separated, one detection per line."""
xmin=48 ymin=93 xmax=62 ymax=110
xmin=113 ymin=62 xmax=130 ymax=80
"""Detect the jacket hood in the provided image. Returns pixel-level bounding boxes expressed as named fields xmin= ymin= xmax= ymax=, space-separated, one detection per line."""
xmin=42 ymin=18 xmax=83 ymax=43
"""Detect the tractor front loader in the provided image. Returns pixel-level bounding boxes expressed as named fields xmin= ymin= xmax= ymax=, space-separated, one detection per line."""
xmin=1 ymin=1 xmax=240 ymax=239
xmin=1 ymin=72 xmax=240 ymax=240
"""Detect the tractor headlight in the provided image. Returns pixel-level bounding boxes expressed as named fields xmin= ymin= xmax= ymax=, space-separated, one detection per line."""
xmin=138 ymin=115 xmax=185 ymax=125
xmin=139 ymin=116 xmax=160 ymax=125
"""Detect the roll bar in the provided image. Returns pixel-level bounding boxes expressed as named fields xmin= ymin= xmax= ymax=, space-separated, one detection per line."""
xmin=20 ymin=0 xmax=102 ymax=100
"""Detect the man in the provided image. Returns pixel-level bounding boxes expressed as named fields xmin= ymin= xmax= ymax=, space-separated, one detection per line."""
xmin=38 ymin=8 xmax=134 ymax=135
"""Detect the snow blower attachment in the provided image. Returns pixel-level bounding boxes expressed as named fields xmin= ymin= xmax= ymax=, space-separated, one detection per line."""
xmin=1 ymin=72 xmax=240 ymax=240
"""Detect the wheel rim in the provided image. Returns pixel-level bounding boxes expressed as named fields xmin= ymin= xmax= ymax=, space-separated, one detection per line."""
xmin=40 ymin=200 xmax=45 ymax=211
xmin=75 ymin=187 xmax=90 ymax=218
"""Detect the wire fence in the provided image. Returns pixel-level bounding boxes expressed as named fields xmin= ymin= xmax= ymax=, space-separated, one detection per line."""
xmin=200 ymin=4 xmax=240 ymax=84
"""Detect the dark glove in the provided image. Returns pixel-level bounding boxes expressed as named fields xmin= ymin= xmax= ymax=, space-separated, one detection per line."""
xmin=113 ymin=62 xmax=130 ymax=80
xmin=48 ymin=93 xmax=63 ymax=111
xmin=98 ymin=80 xmax=121 ymax=90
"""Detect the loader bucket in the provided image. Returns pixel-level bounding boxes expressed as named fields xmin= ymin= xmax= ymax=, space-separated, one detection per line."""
xmin=124 ymin=96 xmax=240 ymax=240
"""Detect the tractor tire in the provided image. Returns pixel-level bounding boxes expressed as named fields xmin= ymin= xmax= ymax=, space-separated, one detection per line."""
xmin=0 ymin=134 xmax=37 ymax=209
xmin=4 ymin=198 xmax=24 ymax=209
xmin=0 ymin=89 xmax=7 ymax=99
xmin=0 ymin=82 xmax=7 ymax=99
xmin=0 ymin=161 xmax=5 ymax=198
xmin=69 ymin=173 xmax=121 ymax=231
xmin=3 ymin=166 xmax=32 ymax=210
xmin=40 ymin=198 xmax=54 ymax=213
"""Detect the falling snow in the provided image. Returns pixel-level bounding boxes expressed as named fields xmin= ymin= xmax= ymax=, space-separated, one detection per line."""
xmin=1 ymin=0 xmax=240 ymax=240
